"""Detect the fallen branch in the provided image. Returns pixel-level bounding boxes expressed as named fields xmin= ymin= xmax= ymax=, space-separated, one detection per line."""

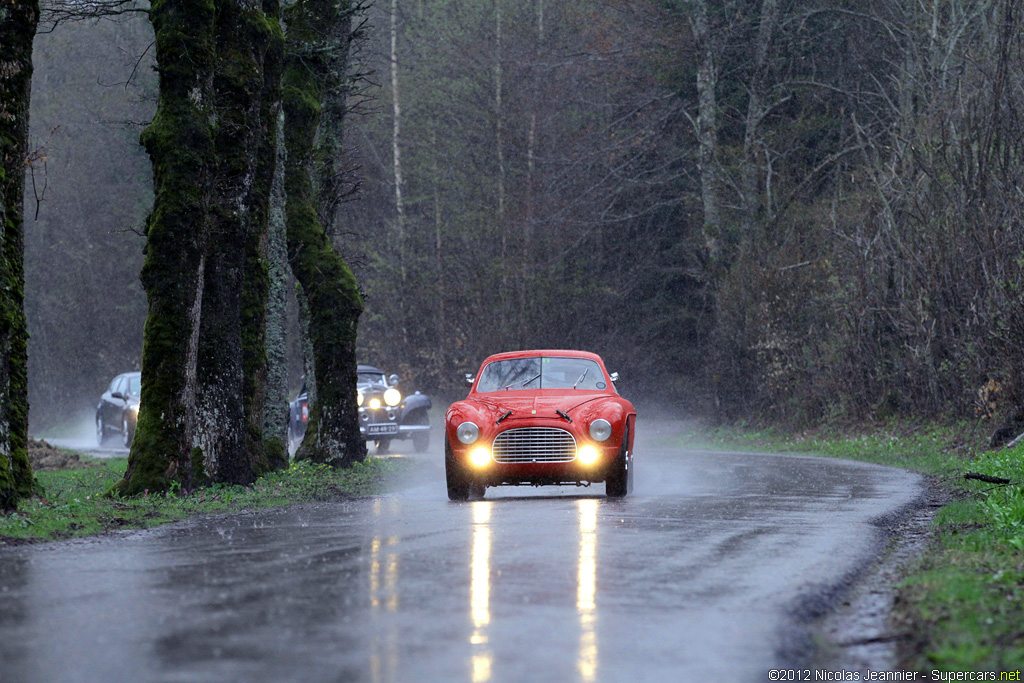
xmin=963 ymin=472 xmax=1012 ymax=485
xmin=1005 ymin=431 xmax=1024 ymax=450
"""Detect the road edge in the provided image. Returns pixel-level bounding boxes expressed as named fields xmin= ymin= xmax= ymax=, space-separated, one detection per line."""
xmin=785 ymin=473 xmax=949 ymax=672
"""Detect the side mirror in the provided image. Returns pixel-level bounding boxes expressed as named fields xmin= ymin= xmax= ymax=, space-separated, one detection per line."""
xmin=465 ymin=373 xmax=475 ymax=385
xmin=388 ymin=374 xmax=400 ymax=386
xmin=609 ymin=372 xmax=619 ymax=383
xmin=112 ymin=391 xmax=127 ymax=401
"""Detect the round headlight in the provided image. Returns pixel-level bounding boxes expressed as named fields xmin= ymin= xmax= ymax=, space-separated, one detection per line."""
xmin=384 ymin=388 xmax=401 ymax=407
xmin=369 ymin=397 xmax=382 ymax=410
xmin=457 ymin=421 xmax=480 ymax=445
xmin=357 ymin=391 xmax=364 ymax=407
xmin=589 ymin=419 xmax=612 ymax=442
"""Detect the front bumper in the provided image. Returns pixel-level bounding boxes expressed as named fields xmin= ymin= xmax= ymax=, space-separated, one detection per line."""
xmin=449 ymin=442 xmax=619 ymax=486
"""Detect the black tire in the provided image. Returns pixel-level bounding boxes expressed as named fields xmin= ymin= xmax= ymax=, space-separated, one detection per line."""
xmin=96 ymin=416 xmax=108 ymax=448
xmin=122 ymin=415 xmax=135 ymax=448
xmin=375 ymin=438 xmax=391 ymax=453
xmin=407 ymin=410 xmax=430 ymax=452
xmin=445 ymin=438 xmax=470 ymax=501
xmin=605 ymin=423 xmax=633 ymax=498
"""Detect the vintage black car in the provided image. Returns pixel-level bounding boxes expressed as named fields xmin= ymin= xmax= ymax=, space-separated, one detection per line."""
xmin=96 ymin=371 xmax=140 ymax=448
xmin=289 ymin=365 xmax=432 ymax=452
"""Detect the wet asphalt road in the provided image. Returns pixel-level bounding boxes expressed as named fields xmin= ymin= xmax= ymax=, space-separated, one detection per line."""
xmin=0 ymin=420 xmax=921 ymax=683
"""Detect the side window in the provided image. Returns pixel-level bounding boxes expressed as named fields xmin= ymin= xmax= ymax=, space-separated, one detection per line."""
xmin=127 ymin=375 xmax=141 ymax=397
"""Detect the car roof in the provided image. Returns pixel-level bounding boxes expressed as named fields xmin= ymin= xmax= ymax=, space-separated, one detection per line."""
xmin=480 ymin=349 xmax=604 ymax=364
xmin=357 ymin=365 xmax=385 ymax=374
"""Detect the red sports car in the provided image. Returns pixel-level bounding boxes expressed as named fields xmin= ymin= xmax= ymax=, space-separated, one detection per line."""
xmin=444 ymin=350 xmax=636 ymax=500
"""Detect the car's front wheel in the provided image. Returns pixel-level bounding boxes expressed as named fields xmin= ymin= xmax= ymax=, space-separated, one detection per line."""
xmin=122 ymin=415 xmax=135 ymax=448
xmin=605 ymin=424 xmax=633 ymax=498
xmin=375 ymin=438 xmax=391 ymax=453
xmin=96 ymin=416 xmax=108 ymax=448
xmin=445 ymin=438 xmax=470 ymax=501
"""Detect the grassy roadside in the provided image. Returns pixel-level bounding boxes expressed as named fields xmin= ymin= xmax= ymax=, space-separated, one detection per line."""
xmin=0 ymin=455 xmax=414 ymax=545
xmin=678 ymin=422 xmax=1024 ymax=672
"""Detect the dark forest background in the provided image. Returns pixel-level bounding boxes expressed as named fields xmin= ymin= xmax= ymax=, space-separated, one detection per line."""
xmin=25 ymin=0 xmax=1024 ymax=435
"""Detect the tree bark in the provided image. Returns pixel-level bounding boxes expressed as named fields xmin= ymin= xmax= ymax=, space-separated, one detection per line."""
xmin=263 ymin=109 xmax=290 ymax=461
xmin=690 ymin=0 xmax=722 ymax=263
xmin=193 ymin=0 xmax=282 ymax=484
xmin=739 ymin=0 xmax=779 ymax=241
xmin=0 ymin=0 xmax=40 ymax=510
xmin=193 ymin=0 xmax=263 ymax=485
xmin=283 ymin=0 xmax=366 ymax=467
xmin=115 ymin=0 xmax=217 ymax=496
xmin=389 ymin=0 xmax=409 ymax=346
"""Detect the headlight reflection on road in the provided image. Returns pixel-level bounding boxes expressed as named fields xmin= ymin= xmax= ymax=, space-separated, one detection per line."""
xmin=577 ymin=498 xmax=599 ymax=682
xmin=369 ymin=498 xmax=401 ymax=683
xmin=470 ymin=501 xmax=493 ymax=683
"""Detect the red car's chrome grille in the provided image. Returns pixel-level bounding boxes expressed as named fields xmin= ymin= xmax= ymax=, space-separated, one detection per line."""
xmin=492 ymin=427 xmax=577 ymax=463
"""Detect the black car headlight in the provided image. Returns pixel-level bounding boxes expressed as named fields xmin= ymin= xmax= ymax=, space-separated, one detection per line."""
xmin=589 ymin=419 xmax=612 ymax=442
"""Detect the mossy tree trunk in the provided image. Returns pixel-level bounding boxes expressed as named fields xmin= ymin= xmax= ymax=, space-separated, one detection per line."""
xmin=194 ymin=0 xmax=281 ymax=484
xmin=120 ymin=0 xmax=284 ymax=494
xmin=250 ymin=0 xmax=288 ymax=472
xmin=0 ymin=0 xmax=39 ymax=510
xmin=283 ymin=0 xmax=366 ymax=467
xmin=116 ymin=0 xmax=217 ymax=496
xmin=263 ymin=111 xmax=290 ymax=454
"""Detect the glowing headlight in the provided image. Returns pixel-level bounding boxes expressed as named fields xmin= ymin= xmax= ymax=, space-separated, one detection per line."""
xmin=470 ymin=447 xmax=491 ymax=467
xmin=578 ymin=445 xmax=599 ymax=465
xmin=384 ymin=388 xmax=402 ymax=407
xmin=130 ymin=404 xmax=140 ymax=413
xmin=357 ymin=392 xmax=364 ymax=407
xmin=589 ymin=419 xmax=612 ymax=442
xmin=369 ymin=397 xmax=382 ymax=410
xmin=457 ymin=421 xmax=480 ymax=444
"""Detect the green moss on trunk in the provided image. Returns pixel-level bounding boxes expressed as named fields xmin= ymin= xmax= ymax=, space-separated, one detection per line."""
xmin=248 ymin=2 xmax=286 ymax=475
xmin=283 ymin=0 xmax=366 ymax=468
xmin=113 ymin=0 xmax=217 ymax=497
xmin=0 ymin=0 xmax=40 ymax=510
xmin=195 ymin=0 xmax=279 ymax=486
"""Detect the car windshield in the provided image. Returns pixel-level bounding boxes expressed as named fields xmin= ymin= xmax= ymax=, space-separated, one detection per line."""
xmin=358 ymin=372 xmax=387 ymax=385
xmin=476 ymin=357 xmax=606 ymax=392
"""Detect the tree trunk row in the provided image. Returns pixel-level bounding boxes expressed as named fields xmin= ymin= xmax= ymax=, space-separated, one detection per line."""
xmin=117 ymin=0 xmax=364 ymax=494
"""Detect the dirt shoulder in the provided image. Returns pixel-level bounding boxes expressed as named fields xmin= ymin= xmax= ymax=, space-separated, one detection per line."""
xmin=810 ymin=475 xmax=952 ymax=671
xmin=27 ymin=438 xmax=95 ymax=471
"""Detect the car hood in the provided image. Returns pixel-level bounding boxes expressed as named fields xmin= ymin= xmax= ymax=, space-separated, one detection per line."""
xmin=465 ymin=394 xmax=606 ymax=420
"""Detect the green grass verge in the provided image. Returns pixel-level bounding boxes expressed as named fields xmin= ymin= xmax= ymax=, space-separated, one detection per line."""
xmin=0 ymin=455 xmax=414 ymax=544
xmin=679 ymin=421 xmax=1024 ymax=672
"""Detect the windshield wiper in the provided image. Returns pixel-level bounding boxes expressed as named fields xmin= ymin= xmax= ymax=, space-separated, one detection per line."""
xmin=572 ymin=368 xmax=589 ymax=389
xmin=503 ymin=372 xmax=540 ymax=390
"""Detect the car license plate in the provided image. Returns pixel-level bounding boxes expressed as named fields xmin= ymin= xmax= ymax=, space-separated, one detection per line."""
xmin=367 ymin=424 xmax=398 ymax=436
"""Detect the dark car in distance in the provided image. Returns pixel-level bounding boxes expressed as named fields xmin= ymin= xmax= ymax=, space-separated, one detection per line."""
xmin=96 ymin=371 xmax=140 ymax=448
xmin=289 ymin=365 xmax=432 ymax=452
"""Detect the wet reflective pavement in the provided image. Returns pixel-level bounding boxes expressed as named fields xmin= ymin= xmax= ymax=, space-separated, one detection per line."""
xmin=0 ymin=420 xmax=922 ymax=682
